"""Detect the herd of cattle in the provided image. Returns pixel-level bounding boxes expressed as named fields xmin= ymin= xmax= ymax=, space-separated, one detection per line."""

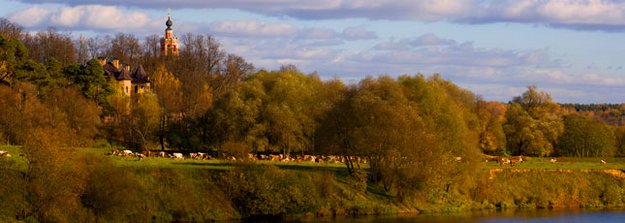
xmin=109 ymin=148 xmax=366 ymax=164
xmin=483 ymin=155 xmax=525 ymax=165
xmin=108 ymin=149 xmax=528 ymax=166
xmin=1 ymin=149 xmax=609 ymax=166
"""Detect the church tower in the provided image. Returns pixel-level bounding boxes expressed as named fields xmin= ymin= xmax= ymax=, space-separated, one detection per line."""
xmin=160 ymin=10 xmax=179 ymax=56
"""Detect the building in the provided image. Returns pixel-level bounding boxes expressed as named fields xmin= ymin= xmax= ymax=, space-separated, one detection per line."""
xmin=160 ymin=11 xmax=179 ymax=56
xmin=98 ymin=58 xmax=151 ymax=96
xmin=97 ymin=13 xmax=178 ymax=96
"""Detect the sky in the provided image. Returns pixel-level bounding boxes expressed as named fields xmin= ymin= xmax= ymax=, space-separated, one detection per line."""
xmin=2 ymin=0 xmax=625 ymax=103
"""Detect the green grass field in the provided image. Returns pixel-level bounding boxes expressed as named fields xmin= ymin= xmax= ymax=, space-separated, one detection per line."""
xmin=3 ymin=145 xmax=625 ymax=172
xmin=483 ymin=157 xmax=625 ymax=170
xmin=0 ymin=145 xmax=352 ymax=175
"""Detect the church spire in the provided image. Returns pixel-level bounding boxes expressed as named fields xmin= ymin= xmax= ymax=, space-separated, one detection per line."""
xmin=160 ymin=9 xmax=179 ymax=56
xmin=166 ymin=8 xmax=173 ymax=30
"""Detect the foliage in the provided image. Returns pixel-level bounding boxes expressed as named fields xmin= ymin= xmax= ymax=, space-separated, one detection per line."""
xmin=63 ymin=58 xmax=114 ymax=108
xmin=477 ymin=101 xmax=507 ymax=153
xmin=557 ymin=114 xmax=615 ymax=157
xmin=504 ymin=86 xmax=563 ymax=156
xmin=208 ymin=69 xmax=339 ymax=154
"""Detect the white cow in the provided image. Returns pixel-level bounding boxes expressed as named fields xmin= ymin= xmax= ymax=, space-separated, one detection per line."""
xmin=172 ymin=153 xmax=184 ymax=160
xmin=197 ymin=152 xmax=205 ymax=160
xmin=122 ymin=150 xmax=133 ymax=157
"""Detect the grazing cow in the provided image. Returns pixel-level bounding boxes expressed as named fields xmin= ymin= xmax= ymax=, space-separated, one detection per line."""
xmin=122 ymin=150 xmax=133 ymax=157
xmin=109 ymin=149 xmax=119 ymax=156
xmin=190 ymin=153 xmax=198 ymax=159
xmin=158 ymin=151 xmax=166 ymax=158
xmin=136 ymin=153 xmax=145 ymax=161
xmin=197 ymin=152 xmax=208 ymax=160
xmin=0 ymin=150 xmax=8 ymax=157
xmin=510 ymin=156 xmax=523 ymax=166
xmin=549 ymin=158 xmax=557 ymax=163
xmin=248 ymin=153 xmax=257 ymax=161
xmin=601 ymin=160 xmax=607 ymax=164
xmin=455 ymin=156 xmax=462 ymax=162
xmin=499 ymin=157 xmax=511 ymax=165
xmin=172 ymin=153 xmax=184 ymax=160
xmin=142 ymin=150 xmax=155 ymax=157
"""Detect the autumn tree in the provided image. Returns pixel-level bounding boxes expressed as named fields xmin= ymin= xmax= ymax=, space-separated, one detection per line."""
xmin=106 ymin=33 xmax=141 ymax=64
xmin=615 ymin=126 xmax=625 ymax=156
xmin=476 ymin=101 xmax=507 ymax=154
xmin=21 ymin=28 xmax=76 ymax=67
xmin=0 ymin=18 xmax=23 ymax=39
xmin=0 ymin=83 xmax=90 ymax=221
xmin=557 ymin=114 xmax=615 ymax=157
xmin=504 ymin=86 xmax=563 ymax=156
xmin=129 ymin=93 xmax=161 ymax=149
xmin=151 ymin=65 xmax=183 ymax=149
xmin=399 ymin=74 xmax=481 ymax=194
xmin=208 ymin=69 xmax=329 ymax=154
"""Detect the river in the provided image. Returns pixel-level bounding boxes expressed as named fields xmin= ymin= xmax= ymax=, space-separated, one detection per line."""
xmin=239 ymin=209 xmax=625 ymax=222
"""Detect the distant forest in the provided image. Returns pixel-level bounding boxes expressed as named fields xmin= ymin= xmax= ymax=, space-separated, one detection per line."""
xmin=2 ymin=16 xmax=625 ymax=163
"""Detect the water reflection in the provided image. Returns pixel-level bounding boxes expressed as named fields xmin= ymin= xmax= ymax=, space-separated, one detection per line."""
xmin=237 ymin=209 xmax=625 ymax=223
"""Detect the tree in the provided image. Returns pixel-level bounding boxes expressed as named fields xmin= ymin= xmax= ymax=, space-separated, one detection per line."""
xmin=129 ymin=93 xmax=161 ymax=149
xmin=504 ymin=86 xmax=563 ymax=156
xmin=63 ymin=58 xmax=114 ymax=108
xmin=0 ymin=83 xmax=89 ymax=221
xmin=152 ymin=65 xmax=183 ymax=149
xmin=0 ymin=35 xmax=29 ymax=85
xmin=21 ymin=28 xmax=76 ymax=67
xmin=476 ymin=101 xmax=507 ymax=154
xmin=0 ymin=18 xmax=23 ymax=40
xmin=400 ymin=74 xmax=481 ymax=194
xmin=106 ymin=33 xmax=141 ymax=64
xmin=317 ymin=75 xmax=481 ymax=199
xmin=557 ymin=114 xmax=615 ymax=157
xmin=615 ymin=126 xmax=625 ymax=156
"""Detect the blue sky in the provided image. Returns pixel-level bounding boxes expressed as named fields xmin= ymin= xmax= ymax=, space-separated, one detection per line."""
xmin=2 ymin=0 xmax=625 ymax=103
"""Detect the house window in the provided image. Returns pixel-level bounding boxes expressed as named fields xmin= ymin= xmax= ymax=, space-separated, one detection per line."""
xmin=135 ymin=85 xmax=139 ymax=94
xmin=126 ymin=86 xmax=129 ymax=94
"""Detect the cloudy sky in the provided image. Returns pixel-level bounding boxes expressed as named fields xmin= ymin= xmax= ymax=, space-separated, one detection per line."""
xmin=3 ymin=0 xmax=625 ymax=103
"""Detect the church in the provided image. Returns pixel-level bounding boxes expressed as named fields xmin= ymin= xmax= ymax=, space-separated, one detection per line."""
xmin=99 ymin=12 xmax=179 ymax=96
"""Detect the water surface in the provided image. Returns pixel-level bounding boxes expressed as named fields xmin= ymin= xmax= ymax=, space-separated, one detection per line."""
xmin=240 ymin=209 xmax=625 ymax=223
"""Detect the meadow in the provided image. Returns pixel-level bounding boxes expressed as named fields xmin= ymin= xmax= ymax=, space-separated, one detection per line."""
xmin=4 ymin=145 xmax=625 ymax=172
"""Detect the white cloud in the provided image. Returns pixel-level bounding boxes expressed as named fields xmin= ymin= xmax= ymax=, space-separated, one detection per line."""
xmin=9 ymin=5 xmax=157 ymax=32
xmin=469 ymin=0 xmax=625 ymax=31
xmin=8 ymin=5 xmax=51 ymax=27
xmin=13 ymin=0 xmax=625 ymax=31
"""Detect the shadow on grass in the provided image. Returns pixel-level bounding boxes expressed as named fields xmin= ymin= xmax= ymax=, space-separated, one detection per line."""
xmin=170 ymin=160 xmax=353 ymax=175
xmin=170 ymin=162 xmax=235 ymax=171
xmin=273 ymin=163 xmax=350 ymax=176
